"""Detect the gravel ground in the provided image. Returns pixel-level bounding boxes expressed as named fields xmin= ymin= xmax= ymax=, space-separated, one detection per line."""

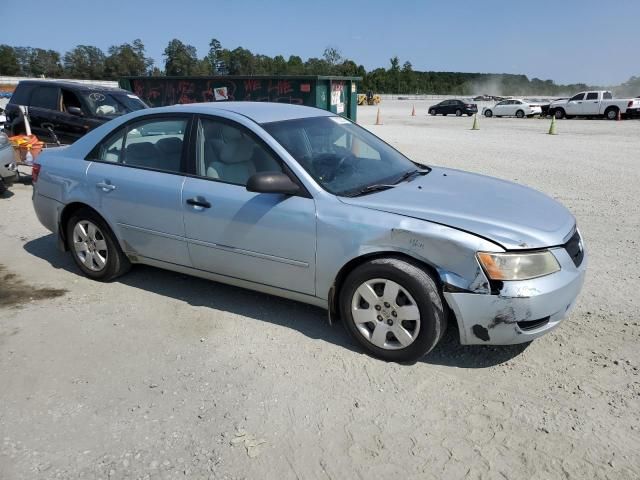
xmin=1 ymin=101 xmax=639 ymax=479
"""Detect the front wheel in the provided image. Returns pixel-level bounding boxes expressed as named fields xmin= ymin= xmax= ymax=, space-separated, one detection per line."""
xmin=554 ymin=109 xmax=565 ymax=119
xmin=340 ymin=258 xmax=446 ymax=362
xmin=484 ymin=109 xmax=493 ymax=118
xmin=429 ymin=109 xmax=436 ymax=115
xmin=66 ymin=208 xmax=130 ymax=281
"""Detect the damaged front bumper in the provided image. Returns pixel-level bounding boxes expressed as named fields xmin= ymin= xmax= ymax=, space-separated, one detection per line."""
xmin=444 ymin=246 xmax=587 ymax=345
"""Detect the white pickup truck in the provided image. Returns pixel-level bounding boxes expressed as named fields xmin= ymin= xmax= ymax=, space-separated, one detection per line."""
xmin=549 ymin=91 xmax=640 ymax=120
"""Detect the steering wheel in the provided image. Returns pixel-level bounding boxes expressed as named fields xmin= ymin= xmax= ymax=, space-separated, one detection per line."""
xmin=316 ymin=153 xmax=355 ymax=182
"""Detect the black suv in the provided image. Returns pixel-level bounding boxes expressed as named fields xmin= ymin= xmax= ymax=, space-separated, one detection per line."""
xmin=428 ymin=99 xmax=478 ymax=117
xmin=5 ymin=81 xmax=148 ymax=144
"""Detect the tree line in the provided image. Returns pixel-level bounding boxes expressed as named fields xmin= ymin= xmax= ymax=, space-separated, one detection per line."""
xmin=0 ymin=38 xmax=636 ymax=96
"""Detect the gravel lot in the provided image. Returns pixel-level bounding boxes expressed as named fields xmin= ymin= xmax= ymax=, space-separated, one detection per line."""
xmin=1 ymin=101 xmax=639 ymax=479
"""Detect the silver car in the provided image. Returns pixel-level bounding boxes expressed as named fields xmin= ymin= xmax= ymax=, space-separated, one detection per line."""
xmin=31 ymin=103 xmax=586 ymax=361
xmin=0 ymin=132 xmax=18 ymax=194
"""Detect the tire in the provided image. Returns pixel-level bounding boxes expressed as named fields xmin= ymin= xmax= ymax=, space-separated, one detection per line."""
xmin=554 ymin=109 xmax=565 ymax=119
xmin=429 ymin=109 xmax=436 ymax=115
xmin=467 ymin=113 xmax=473 ymax=116
xmin=605 ymin=107 xmax=618 ymax=120
xmin=442 ymin=113 xmax=447 ymax=116
xmin=340 ymin=257 xmax=446 ymax=362
xmin=0 ymin=178 xmax=6 ymax=195
xmin=455 ymin=109 xmax=462 ymax=117
xmin=516 ymin=110 xmax=525 ymax=118
xmin=484 ymin=109 xmax=493 ymax=118
xmin=66 ymin=208 xmax=130 ymax=281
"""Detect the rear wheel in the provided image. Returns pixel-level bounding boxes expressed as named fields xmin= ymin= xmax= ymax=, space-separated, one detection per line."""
xmin=455 ymin=109 xmax=462 ymax=116
xmin=66 ymin=209 xmax=130 ymax=281
xmin=516 ymin=109 xmax=525 ymax=118
xmin=484 ymin=109 xmax=493 ymax=118
xmin=605 ymin=107 xmax=618 ymax=120
xmin=340 ymin=257 xmax=446 ymax=362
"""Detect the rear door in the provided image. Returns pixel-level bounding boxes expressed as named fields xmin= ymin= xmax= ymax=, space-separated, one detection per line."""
xmin=27 ymin=85 xmax=61 ymax=141
xmin=181 ymin=115 xmax=317 ymax=295
xmin=582 ymin=91 xmax=600 ymax=115
xmin=85 ymin=114 xmax=192 ymax=266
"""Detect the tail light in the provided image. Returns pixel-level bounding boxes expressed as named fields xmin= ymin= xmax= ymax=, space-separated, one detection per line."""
xmin=32 ymin=163 xmax=41 ymax=183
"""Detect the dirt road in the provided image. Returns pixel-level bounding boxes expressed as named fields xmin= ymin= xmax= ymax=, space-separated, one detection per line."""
xmin=1 ymin=103 xmax=639 ymax=479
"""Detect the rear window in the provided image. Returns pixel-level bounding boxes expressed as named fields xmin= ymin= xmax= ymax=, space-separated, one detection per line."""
xmin=30 ymin=86 xmax=59 ymax=110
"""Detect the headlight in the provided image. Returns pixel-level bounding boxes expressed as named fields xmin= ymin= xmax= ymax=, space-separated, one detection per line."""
xmin=477 ymin=251 xmax=560 ymax=281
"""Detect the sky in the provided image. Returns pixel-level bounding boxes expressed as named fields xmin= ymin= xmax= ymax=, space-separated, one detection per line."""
xmin=2 ymin=0 xmax=639 ymax=86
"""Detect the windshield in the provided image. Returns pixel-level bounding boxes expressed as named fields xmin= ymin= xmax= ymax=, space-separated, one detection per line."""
xmin=263 ymin=116 xmax=424 ymax=196
xmin=81 ymin=91 xmax=147 ymax=117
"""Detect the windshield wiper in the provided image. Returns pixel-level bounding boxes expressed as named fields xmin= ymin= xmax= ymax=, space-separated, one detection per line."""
xmin=393 ymin=168 xmax=429 ymax=185
xmin=342 ymin=184 xmax=397 ymax=197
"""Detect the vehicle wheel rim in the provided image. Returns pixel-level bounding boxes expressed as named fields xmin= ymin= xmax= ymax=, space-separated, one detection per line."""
xmin=517 ymin=111 xmax=523 ymax=118
xmin=608 ymin=110 xmax=616 ymax=119
xmin=555 ymin=111 xmax=562 ymax=119
xmin=456 ymin=110 xmax=461 ymax=116
xmin=73 ymin=220 xmax=108 ymax=272
xmin=351 ymin=278 xmax=421 ymax=350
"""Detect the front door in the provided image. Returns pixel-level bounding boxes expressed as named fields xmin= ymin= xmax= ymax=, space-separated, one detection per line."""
xmin=85 ymin=114 xmax=192 ymax=266
xmin=182 ymin=116 xmax=317 ymax=295
xmin=565 ymin=93 xmax=585 ymax=115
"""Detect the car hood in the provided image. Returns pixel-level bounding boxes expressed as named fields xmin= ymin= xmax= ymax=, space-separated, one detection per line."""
xmin=339 ymin=167 xmax=575 ymax=250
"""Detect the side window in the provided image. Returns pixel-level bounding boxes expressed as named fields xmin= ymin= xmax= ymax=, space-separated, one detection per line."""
xmin=602 ymin=92 xmax=612 ymax=99
xmin=570 ymin=93 xmax=585 ymax=101
xmin=196 ymin=118 xmax=282 ymax=186
xmin=61 ymin=89 xmax=84 ymax=113
xmin=586 ymin=92 xmax=598 ymax=100
xmin=122 ymin=118 xmax=187 ymax=173
xmin=29 ymin=87 xmax=59 ymax=110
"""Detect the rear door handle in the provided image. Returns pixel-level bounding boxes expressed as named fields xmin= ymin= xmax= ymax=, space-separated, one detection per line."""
xmin=96 ymin=182 xmax=116 ymax=192
xmin=186 ymin=197 xmax=211 ymax=209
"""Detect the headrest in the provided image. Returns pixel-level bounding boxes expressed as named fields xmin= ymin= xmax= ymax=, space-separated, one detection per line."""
xmin=221 ymin=125 xmax=242 ymax=142
xmin=126 ymin=142 xmax=156 ymax=158
xmin=156 ymin=137 xmax=182 ymax=154
xmin=219 ymin=140 xmax=254 ymax=164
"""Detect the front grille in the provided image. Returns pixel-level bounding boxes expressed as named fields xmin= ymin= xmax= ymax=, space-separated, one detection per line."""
xmin=517 ymin=317 xmax=550 ymax=331
xmin=564 ymin=230 xmax=584 ymax=267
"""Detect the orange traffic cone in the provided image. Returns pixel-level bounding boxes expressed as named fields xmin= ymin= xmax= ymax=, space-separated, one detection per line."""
xmin=375 ymin=108 xmax=382 ymax=125
xmin=411 ymin=105 xmax=416 ymax=116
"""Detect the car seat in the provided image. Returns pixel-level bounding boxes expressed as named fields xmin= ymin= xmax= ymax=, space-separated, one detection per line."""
xmin=206 ymin=125 xmax=256 ymax=184
xmin=156 ymin=137 xmax=183 ymax=172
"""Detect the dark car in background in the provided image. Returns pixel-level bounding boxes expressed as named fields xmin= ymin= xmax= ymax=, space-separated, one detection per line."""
xmin=428 ymin=99 xmax=478 ymax=116
xmin=5 ymin=80 xmax=148 ymax=144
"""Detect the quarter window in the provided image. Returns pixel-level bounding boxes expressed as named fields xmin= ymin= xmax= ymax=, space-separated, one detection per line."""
xmin=196 ymin=118 xmax=282 ymax=186
xmin=603 ymin=92 xmax=612 ymax=99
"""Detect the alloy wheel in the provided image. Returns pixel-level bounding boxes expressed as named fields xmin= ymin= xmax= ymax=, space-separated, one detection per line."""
xmin=72 ymin=220 xmax=108 ymax=272
xmin=350 ymin=278 xmax=421 ymax=350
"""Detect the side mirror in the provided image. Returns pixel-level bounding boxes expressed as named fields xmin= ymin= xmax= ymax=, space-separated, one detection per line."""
xmin=67 ymin=106 xmax=84 ymax=116
xmin=246 ymin=171 xmax=300 ymax=195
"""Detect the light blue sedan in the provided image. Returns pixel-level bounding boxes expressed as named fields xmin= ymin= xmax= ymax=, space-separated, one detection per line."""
xmin=31 ymin=102 xmax=586 ymax=361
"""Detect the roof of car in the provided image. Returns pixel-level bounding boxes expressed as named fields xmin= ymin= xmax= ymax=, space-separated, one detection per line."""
xmin=160 ymin=101 xmax=335 ymax=124
xmin=17 ymin=80 xmax=129 ymax=93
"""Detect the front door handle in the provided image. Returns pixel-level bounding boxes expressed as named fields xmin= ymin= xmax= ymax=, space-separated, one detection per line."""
xmin=96 ymin=182 xmax=116 ymax=192
xmin=186 ymin=197 xmax=211 ymax=209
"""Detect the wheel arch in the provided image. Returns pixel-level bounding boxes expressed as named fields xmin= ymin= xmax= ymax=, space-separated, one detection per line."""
xmin=328 ymin=250 xmax=444 ymax=323
xmin=58 ymin=202 xmax=120 ymax=252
